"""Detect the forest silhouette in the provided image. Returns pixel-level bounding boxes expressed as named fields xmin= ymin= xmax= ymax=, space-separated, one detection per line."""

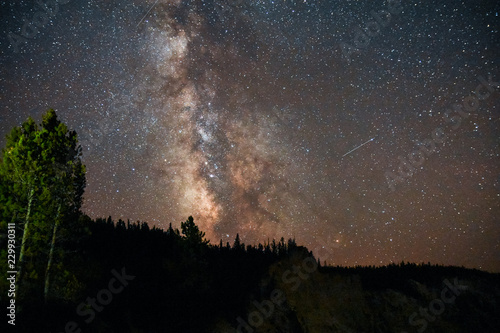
xmin=1 ymin=110 xmax=499 ymax=332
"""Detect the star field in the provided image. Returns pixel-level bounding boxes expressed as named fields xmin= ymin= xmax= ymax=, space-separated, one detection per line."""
xmin=1 ymin=0 xmax=499 ymax=271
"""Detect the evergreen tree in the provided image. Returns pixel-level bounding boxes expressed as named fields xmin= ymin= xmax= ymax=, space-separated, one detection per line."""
xmin=271 ymin=239 xmax=277 ymax=254
xmin=233 ymin=233 xmax=241 ymax=250
xmin=181 ymin=216 xmax=209 ymax=246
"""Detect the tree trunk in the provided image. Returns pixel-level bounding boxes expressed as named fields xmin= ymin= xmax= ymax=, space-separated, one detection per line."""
xmin=16 ymin=186 xmax=34 ymax=298
xmin=44 ymin=202 xmax=62 ymax=303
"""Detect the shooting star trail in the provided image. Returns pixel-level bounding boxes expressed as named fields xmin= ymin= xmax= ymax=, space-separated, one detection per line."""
xmin=342 ymin=137 xmax=375 ymax=158
xmin=137 ymin=0 xmax=159 ymax=28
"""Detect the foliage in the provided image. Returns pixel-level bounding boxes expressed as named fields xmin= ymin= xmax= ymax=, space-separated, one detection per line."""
xmin=0 ymin=109 xmax=86 ymax=302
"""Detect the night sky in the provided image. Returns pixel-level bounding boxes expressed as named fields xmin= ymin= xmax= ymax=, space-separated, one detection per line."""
xmin=1 ymin=0 xmax=499 ymax=272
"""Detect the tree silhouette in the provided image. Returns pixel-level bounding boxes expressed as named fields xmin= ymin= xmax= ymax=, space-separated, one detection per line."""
xmin=233 ymin=233 xmax=243 ymax=251
xmin=181 ymin=216 xmax=209 ymax=247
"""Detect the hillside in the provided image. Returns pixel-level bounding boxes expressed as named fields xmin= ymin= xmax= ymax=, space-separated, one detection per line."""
xmin=215 ymin=249 xmax=500 ymax=333
xmin=3 ymin=216 xmax=499 ymax=333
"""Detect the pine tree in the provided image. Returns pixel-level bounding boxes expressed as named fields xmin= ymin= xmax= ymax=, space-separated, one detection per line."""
xmin=233 ymin=233 xmax=241 ymax=250
xmin=181 ymin=216 xmax=209 ymax=246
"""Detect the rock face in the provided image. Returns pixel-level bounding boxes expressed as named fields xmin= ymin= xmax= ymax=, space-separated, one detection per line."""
xmin=215 ymin=249 xmax=500 ymax=333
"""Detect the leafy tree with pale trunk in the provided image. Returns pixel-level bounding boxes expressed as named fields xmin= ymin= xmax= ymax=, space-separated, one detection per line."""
xmin=0 ymin=109 xmax=86 ymax=305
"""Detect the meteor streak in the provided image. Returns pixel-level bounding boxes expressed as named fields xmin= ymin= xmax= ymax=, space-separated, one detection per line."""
xmin=342 ymin=137 xmax=375 ymax=158
xmin=137 ymin=0 xmax=159 ymax=27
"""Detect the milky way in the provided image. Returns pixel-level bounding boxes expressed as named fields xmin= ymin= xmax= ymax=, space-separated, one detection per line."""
xmin=1 ymin=0 xmax=499 ymax=271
